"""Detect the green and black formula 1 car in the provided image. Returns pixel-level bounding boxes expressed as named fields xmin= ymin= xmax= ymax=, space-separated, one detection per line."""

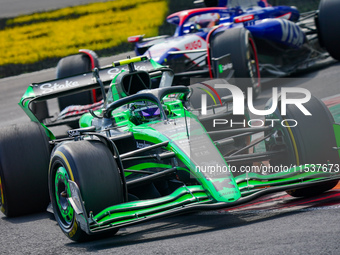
xmin=0 ymin=56 xmax=339 ymax=242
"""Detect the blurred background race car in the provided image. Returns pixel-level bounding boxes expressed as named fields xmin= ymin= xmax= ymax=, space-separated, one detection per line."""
xmin=53 ymin=0 xmax=339 ymax=120
xmin=128 ymin=0 xmax=340 ymax=97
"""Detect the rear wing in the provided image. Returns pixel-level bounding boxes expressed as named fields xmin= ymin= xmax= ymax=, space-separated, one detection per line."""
xmin=20 ymin=56 xmax=159 ymax=106
xmin=18 ymin=56 xmax=163 ymax=139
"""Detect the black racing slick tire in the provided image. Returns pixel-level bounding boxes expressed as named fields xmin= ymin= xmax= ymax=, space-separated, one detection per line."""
xmin=49 ymin=140 xmax=124 ymax=242
xmin=277 ymin=95 xmax=338 ymax=197
xmin=210 ymin=27 xmax=261 ymax=98
xmin=56 ymin=53 xmax=99 ymax=111
xmin=0 ymin=122 xmax=50 ymax=217
xmin=318 ymin=0 xmax=340 ymax=61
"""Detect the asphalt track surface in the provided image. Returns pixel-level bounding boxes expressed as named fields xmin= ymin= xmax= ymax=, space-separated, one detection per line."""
xmin=1 ymin=2 xmax=340 ymax=254
xmin=0 ymin=0 xmax=107 ymax=18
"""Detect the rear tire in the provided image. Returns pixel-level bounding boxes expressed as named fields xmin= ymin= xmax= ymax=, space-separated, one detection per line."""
xmin=56 ymin=53 xmax=99 ymax=111
xmin=210 ymin=27 xmax=261 ymax=98
xmin=318 ymin=0 xmax=340 ymax=60
xmin=0 ymin=122 xmax=50 ymax=217
xmin=270 ymin=95 xmax=339 ymax=197
xmin=49 ymin=140 xmax=123 ymax=242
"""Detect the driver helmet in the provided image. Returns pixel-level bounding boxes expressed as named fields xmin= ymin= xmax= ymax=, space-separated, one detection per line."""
xmin=140 ymin=105 xmax=160 ymax=119
xmin=135 ymin=90 xmax=161 ymax=120
xmin=130 ymin=100 xmax=161 ymax=124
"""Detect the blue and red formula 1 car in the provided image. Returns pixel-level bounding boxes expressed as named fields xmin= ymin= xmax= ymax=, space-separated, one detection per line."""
xmin=52 ymin=0 xmax=340 ymax=115
xmin=128 ymin=0 xmax=340 ymax=98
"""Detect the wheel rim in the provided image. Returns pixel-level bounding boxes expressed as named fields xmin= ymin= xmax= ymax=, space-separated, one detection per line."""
xmin=248 ymin=37 xmax=260 ymax=92
xmin=54 ymin=167 xmax=74 ymax=227
xmin=0 ymin=175 xmax=4 ymax=213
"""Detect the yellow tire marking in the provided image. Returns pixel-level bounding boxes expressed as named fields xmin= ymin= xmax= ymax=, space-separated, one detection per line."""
xmin=54 ymin=151 xmax=75 ymax=181
xmin=69 ymin=221 xmax=78 ymax=238
xmin=0 ymin=176 xmax=4 ymax=213
xmin=284 ymin=120 xmax=300 ymax=166
xmin=53 ymin=150 xmax=78 ymax=237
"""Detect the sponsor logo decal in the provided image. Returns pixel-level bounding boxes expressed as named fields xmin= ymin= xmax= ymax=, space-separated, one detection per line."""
xmin=69 ymin=221 xmax=78 ymax=238
xmin=40 ymin=80 xmax=80 ymax=94
xmin=67 ymin=130 xmax=81 ymax=137
xmin=219 ymin=63 xmax=233 ymax=74
xmin=277 ymin=19 xmax=304 ymax=47
xmin=185 ymin=39 xmax=202 ymax=50
xmin=136 ymin=140 xmax=151 ymax=149
xmin=107 ymin=65 xmax=149 ymax=79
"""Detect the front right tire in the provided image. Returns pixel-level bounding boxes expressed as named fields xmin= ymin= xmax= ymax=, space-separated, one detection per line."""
xmin=267 ymin=95 xmax=339 ymax=197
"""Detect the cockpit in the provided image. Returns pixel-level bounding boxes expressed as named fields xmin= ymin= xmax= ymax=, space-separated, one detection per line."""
xmin=103 ymin=64 xmax=189 ymax=126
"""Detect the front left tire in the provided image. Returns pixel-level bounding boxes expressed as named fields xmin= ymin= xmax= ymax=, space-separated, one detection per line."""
xmin=49 ymin=140 xmax=124 ymax=242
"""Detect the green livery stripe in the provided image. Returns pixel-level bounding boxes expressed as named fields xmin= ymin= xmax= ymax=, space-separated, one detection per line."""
xmin=125 ymin=162 xmax=173 ymax=177
xmin=92 ymin=186 xmax=210 ymax=228
xmin=93 ymin=198 xmax=212 ymax=231
xmin=126 ymin=163 xmax=172 ymax=171
xmin=333 ymin=124 xmax=340 ymax=159
xmin=150 ymin=59 xmax=165 ymax=69
xmin=236 ymin=166 xmax=340 ymax=196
